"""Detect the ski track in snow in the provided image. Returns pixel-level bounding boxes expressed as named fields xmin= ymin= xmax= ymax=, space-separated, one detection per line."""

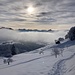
xmin=47 ymin=53 xmax=75 ymax=75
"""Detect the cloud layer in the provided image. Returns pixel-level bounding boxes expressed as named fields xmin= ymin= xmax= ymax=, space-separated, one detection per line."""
xmin=0 ymin=29 xmax=67 ymax=44
xmin=0 ymin=0 xmax=75 ymax=27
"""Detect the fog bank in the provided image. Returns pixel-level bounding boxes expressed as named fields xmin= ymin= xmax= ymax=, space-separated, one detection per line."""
xmin=0 ymin=29 xmax=67 ymax=44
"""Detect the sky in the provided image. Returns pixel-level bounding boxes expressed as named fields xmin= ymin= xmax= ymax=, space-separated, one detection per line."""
xmin=0 ymin=0 xmax=75 ymax=30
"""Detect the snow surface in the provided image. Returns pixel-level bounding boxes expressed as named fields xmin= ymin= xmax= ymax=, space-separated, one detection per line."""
xmin=0 ymin=40 xmax=75 ymax=75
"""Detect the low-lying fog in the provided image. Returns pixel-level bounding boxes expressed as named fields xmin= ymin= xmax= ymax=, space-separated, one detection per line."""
xmin=0 ymin=29 xmax=68 ymax=44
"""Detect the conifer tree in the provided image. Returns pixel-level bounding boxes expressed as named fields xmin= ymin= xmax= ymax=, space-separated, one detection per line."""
xmin=11 ymin=44 xmax=16 ymax=55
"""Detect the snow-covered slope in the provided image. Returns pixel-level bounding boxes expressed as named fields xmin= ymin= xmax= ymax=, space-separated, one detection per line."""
xmin=0 ymin=40 xmax=75 ymax=75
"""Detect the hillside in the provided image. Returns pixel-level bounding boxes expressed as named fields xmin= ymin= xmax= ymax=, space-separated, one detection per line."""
xmin=0 ymin=39 xmax=75 ymax=75
xmin=0 ymin=41 xmax=45 ymax=57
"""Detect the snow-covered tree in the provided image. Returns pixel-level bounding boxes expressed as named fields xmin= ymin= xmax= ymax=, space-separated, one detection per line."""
xmin=65 ymin=33 xmax=69 ymax=39
xmin=68 ymin=26 xmax=75 ymax=41
xmin=51 ymin=48 xmax=64 ymax=58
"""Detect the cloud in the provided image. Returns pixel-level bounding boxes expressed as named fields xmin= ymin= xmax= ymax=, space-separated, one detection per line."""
xmin=36 ymin=12 xmax=51 ymax=17
xmin=33 ymin=1 xmax=43 ymax=7
xmin=0 ymin=29 xmax=67 ymax=44
xmin=34 ymin=17 xmax=56 ymax=24
xmin=0 ymin=0 xmax=75 ymax=26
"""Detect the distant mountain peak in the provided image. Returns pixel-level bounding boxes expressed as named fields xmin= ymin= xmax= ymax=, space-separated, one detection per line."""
xmin=0 ymin=27 xmax=13 ymax=30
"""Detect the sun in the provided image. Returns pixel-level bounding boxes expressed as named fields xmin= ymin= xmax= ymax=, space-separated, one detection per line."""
xmin=27 ymin=6 xmax=34 ymax=14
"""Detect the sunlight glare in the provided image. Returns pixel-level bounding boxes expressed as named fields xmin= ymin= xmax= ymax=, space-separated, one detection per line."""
xmin=27 ymin=6 xmax=34 ymax=14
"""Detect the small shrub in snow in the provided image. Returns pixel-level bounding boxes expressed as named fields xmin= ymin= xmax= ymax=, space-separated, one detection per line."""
xmin=58 ymin=38 xmax=64 ymax=41
xmin=3 ymin=59 xmax=7 ymax=64
xmin=55 ymin=40 xmax=60 ymax=44
xmin=39 ymin=49 xmax=44 ymax=54
xmin=3 ymin=58 xmax=13 ymax=65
